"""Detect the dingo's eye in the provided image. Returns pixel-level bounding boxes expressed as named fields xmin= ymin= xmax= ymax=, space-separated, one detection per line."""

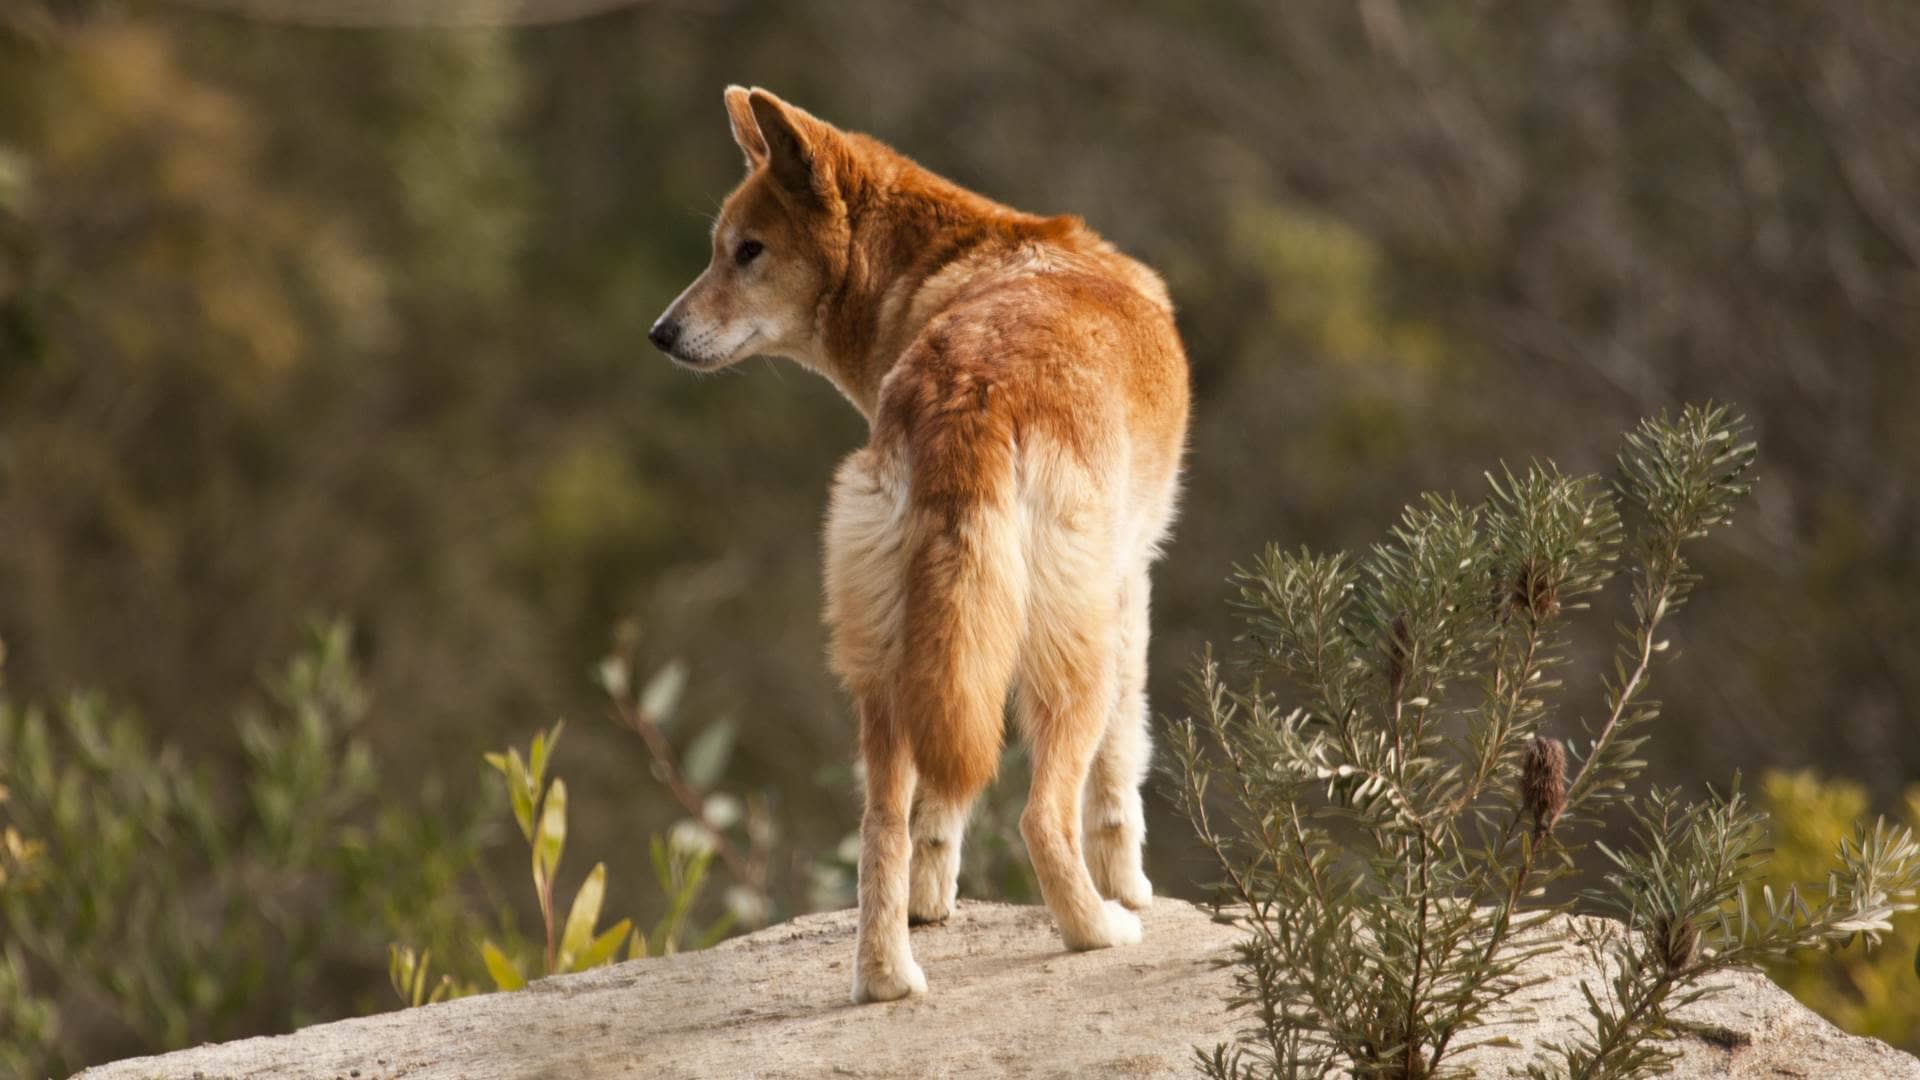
xmin=734 ymin=239 xmax=764 ymax=267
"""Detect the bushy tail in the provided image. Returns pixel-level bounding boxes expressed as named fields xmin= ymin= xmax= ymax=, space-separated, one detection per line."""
xmin=894 ymin=423 xmax=1026 ymax=801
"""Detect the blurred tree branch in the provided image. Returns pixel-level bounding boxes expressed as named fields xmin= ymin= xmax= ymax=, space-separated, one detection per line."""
xmin=155 ymin=0 xmax=665 ymax=28
xmin=1806 ymin=39 xmax=1920 ymax=272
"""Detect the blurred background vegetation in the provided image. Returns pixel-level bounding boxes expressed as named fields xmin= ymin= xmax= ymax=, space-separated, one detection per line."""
xmin=0 ymin=0 xmax=1916 ymax=1071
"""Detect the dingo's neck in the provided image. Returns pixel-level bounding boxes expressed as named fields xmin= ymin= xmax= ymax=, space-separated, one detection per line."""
xmin=810 ymin=153 xmax=1087 ymax=423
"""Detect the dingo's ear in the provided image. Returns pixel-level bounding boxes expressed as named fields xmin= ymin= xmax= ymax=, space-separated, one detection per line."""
xmin=723 ymin=85 xmax=767 ymax=168
xmin=748 ymin=89 xmax=821 ymax=202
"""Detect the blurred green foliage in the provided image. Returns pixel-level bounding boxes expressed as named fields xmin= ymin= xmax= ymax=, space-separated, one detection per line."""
xmin=2 ymin=0 xmax=1919 ymax=1067
xmin=7 ymin=0 xmax=1919 ymax=925
xmin=0 ymin=621 xmax=491 ymax=1077
xmin=1760 ymin=770 xmax=1920 ymax=1051
xmin=0 ymin=624 xmax=772 ymax=1071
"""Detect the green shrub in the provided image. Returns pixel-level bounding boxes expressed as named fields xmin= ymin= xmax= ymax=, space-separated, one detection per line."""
xmin=0 ymin=780 xmax=53 ymax=1078
xmin=386 ymin=719 xmax=736 ymax=1008
xmin=1171 ymin=406 xmax=1920 ymax=1079
xmin=0 ymin=615 xmax=824 ymax=1069
xmin=0 ymin=620 xmax=491 ymax=1076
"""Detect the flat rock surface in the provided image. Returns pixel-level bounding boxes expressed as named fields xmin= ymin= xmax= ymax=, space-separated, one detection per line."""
xmin=81 ymin=900 xmax=1919 ymax=1079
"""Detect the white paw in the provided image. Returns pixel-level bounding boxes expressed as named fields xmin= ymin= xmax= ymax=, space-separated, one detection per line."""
xmin=1102 ymin=899 xmax=1144 ymax=945
xmin=851 ymin=956 xmax=927 ymax=1004
xmin=1112 ymin=871 xmax=1155 ymax=912
xmin=908 ymin=877 xmax=957 ymax=925
xmin=1063 ymin=900 xmax=1144 ymax=951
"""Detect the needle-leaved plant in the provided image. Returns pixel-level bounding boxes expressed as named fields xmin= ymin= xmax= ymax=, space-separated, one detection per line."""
xmin=1170 ymin=405 xmax=1920 ymax=1079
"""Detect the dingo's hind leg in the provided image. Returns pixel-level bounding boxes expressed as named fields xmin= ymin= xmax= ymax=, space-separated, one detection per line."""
xmin=1084 ymin=565 xmax=1154 ymax=911
xmin=908 ymin=792 xmax=972 ymax=925
xmin=1017 ymin=594 xmax=1141 ymax=952
xmin=851 ymin=709 xmax=924 ymax=1004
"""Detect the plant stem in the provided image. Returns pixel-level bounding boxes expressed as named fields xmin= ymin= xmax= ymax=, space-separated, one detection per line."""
xmin=1570 ymin=971 xmax=1673 ymax=1080
xmin=1405 ymin=830 xmax=1432 ymax=1079
xmin=1451 ymin=618 xmax=1544 ymax=815
xmin=1434 ymin=816 xmax=1540 ymax=1065
xmin=1566 ymin=579 xmax=1673 ymax=811
xmin=609 ymin=697 xmax=761 ymax=890
xmin=539 ymin=866 xmax=556 ymax=975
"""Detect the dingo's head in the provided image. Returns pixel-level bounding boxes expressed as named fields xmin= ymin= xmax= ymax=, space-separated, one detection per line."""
xmin=649 ymin=87 xmax=849 ymax=371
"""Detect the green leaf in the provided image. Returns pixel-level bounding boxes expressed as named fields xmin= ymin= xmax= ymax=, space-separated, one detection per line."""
xmin=531 ymin=720 xmax=562 ymax=789
xmin=650 ymin=833 xmax=671 ymax=889
xmin=536 ymin=778 xmax=568 ymax=881
xmin=387 ymin=944 xmax=410 ymax=1005
xmin=411 ymin=948 xmax=431 ymax=1005
xmin=597 ymin=656 xmax=631 ymax=701
xmin=481 ymin=940 xmax=525 ymax=991
xmin=695 ymin=912 xmax=737 ymax=950
xmin=505 ymin=748 xmax=534 ymax=842
xmin=641 ymin=660 xmax=689 ymax=726
xmin=682 ymin=719 xmax=736 ymax=789
xmin=558 ymin=861 xmax=607 ymax=970
xmin=578 ymin=917 xmax=633 ymax=970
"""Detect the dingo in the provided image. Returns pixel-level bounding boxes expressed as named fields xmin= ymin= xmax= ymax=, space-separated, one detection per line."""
xmin=651 ymin=87 xmax=1189 ymax=1003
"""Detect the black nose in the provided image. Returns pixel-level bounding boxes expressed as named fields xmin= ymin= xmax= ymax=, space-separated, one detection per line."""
xmin=648 ymin=318 xmax=680 ymax=353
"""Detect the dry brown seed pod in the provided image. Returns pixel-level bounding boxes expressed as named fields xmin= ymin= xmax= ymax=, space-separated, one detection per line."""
xmin=1387 ymin=615 xmax=1414 ymax=700
xmin=1651 ymin=913 xmax=1700 ymax=973
xmin=1512 ymin=559 xmax=1560 ymax=621
xmin=1521 ymin=735 xmax=1568 ymax=839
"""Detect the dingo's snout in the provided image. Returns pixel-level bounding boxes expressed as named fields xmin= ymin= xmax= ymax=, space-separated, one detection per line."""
xmin=647 ymin=315 xmax=681 ymax=355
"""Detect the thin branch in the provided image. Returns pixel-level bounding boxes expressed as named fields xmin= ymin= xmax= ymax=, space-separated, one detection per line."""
xmin=1404 ymin=832 xmax=1432 ymax=1078
xmin=1565 ymin=580 xmax=1672 ymax=810
xmin=1805 ymin=41 xmax=1920 ymax=270
xmin=609 ymin=697 xmax=761 ymax=891
xmin=1451 ymin=617 xmax=1545 ymax=814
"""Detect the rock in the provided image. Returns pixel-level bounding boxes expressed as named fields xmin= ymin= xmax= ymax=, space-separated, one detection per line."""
xmin=78 ymin=901 xmax=1918 ymax=1079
